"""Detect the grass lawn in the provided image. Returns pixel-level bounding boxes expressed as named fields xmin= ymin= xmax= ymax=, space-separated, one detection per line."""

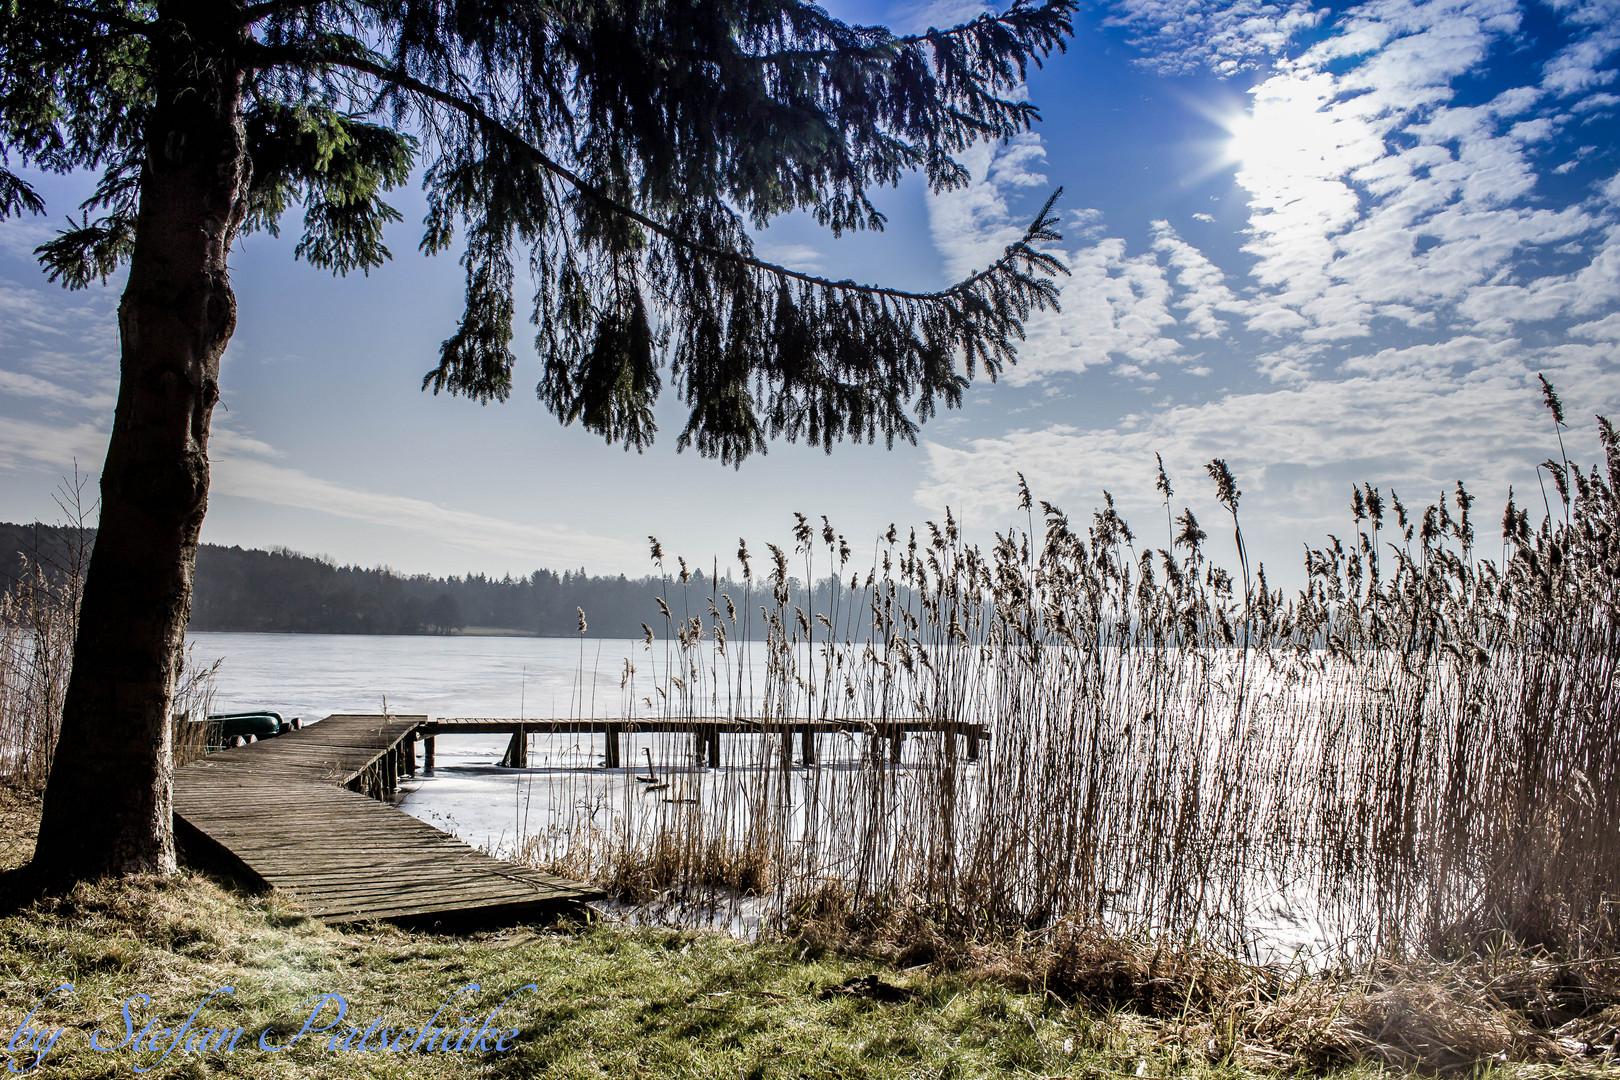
xmin=0 ymin=787 xmax=1592 ymax=1079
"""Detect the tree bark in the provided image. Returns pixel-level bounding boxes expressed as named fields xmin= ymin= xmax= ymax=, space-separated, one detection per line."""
xmin=31 ymin=1 xmax=250 ymax=880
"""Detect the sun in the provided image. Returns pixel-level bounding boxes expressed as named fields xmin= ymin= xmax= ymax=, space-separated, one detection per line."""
xmin=1225 ymin=109 xmax=1299 ymax=174
xmin=1215 ymin=73 xmax=1363 ymax=188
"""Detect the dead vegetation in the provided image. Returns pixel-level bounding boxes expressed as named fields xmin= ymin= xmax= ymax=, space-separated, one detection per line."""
xmin=510 ymin=392 xmax=1620 ymax=1072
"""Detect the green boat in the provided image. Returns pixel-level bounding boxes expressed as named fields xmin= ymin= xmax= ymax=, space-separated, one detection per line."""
xmin=199 ymin=710 xmax=301 ymax=746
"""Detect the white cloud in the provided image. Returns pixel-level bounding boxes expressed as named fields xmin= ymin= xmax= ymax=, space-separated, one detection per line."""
xmin=211 ymin=456 xmax=646 ymax=572
xmin=926 ymin=131 xmax=1048 ymax=278
xmin=919 ymin=346 xmax=1620 ymax=582
xmin=0 ymin=417 xmax=110 ymax=472
xmin=1539 ymin=0 xmax=1620 ymax=95
xmin=0 ymin=216 xmax=54 ymax=261
xmin=1571 ymin=311 xmax=1620 ymax=339
xmin=1572 ymin=91 xmax=1620 ymax=112
xmin=0 ymin=369 xmax=113 ymax=411
xmin=754 ymin=242 xmax=826 ymax=275
xmin=210 ymin=424 xmax=285 ymax=460
xmin=1008 ymin=236 xmax=1183 ymax=382
xmin=1151 ymin=221 xmax=1240 ymax=338
xmin=1105 ymin=0 xmax=1324 ymax=76
xmin=888 ymin=0 xmax=993 ymax=36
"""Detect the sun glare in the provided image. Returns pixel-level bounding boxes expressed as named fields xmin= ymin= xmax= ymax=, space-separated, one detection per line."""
xmin=1225 ymin=110 xmax=1296 ymax=174
xmin=1214 ymin=73 xmax=1365 ymax=189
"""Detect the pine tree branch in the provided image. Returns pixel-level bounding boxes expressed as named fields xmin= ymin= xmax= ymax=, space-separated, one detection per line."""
xmin=244 ymin=0 xmax=324 ymax=20
xmin=52 ymin=2 xmax=151 ymax=37
xmin=733 ymin=0 xmax=1076 ymax=64
xmin=311 ymin=52 xmax=1064 ymax=303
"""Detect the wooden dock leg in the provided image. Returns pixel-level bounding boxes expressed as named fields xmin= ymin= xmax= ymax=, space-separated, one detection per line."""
xmin=889 ymin=727 xmax=905 ymax=765
xmin=501 ymin=725 xmax=528 ymax=768
xmin=404 ymin=738 xmax=416 ymax=777
xmin=424 ymin=736 xmax=436 ymax=775
xmin=692 ymin=728 xmax=706 ymax=765
xmin=604 ymin=724 xmax=621 ymax=768
xmin=868 ymin=731 xmax=883 ymax=769
xmin=966 ymin=728 xmax=980 ymax=762
xmin=780 ymin=727 xmax=794 ymax=770
xmin=801 ymin=726 xmax=816 ymax=766
xmin=383 ymin=751 xmax=397 ymax=795
xmin=707 ymin=728 xmax=721 ymax=768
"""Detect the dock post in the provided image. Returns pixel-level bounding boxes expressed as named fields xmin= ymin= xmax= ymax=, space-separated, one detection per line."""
xmin=424 ymin=735 xmax=436 ymax=775
xmin=889 ymin=725 xmax=905 ymax=765
xmin=780 ymin=725 xmax=794 ymax=770
xmin=868 ymin=729 xmax=883 ymax=769
xmin=707 ymin=727 xmax=721 ymax=768
xmin=501 ymin=725 xmax=529 ymax=768
xmin=604 ymin=723 xmax=621 ymax=768
xmin=692 ymin=726 xmax=706 ymax=766
xmin=966 ymin=727 xmax=980 ymax=762
xmin=800 ymin=725 xmax=816 ymax=766
xmin=404 ymin=737 xmax=416 ymax=777
xmin=383 ymin=749 xmax=397 ymax=795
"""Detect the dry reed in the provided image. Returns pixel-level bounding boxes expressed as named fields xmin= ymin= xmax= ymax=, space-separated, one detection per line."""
xmin=517 ymin=401 xmax=1620 ymax=975
xmin=1 ymin=480 xmax=216 ymax=789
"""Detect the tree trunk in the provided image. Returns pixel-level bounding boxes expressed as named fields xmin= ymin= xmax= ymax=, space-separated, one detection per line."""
xmin=31 ymin=1 xmax=250 ymax=880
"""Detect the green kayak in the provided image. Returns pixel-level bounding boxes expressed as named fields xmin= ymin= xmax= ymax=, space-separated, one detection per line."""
xmin=199 ymin=711 xmax=301 ymax=745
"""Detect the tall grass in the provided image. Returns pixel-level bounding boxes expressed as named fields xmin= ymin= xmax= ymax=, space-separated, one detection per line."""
xmin=0 ymin=481 xmax=216 ymax=790
xmin=0 ymin=554 xmax=79 ymax=791
xmin=522 ymin=403 xmax=1620 ymax=962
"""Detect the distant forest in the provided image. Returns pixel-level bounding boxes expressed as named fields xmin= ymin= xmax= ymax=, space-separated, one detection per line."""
xmin=1 ymin=522 xmax=840 ymax=638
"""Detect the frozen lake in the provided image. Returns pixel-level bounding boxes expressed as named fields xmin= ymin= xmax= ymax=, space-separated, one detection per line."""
xmin=191 ymin=631 xmax=663 ymax=722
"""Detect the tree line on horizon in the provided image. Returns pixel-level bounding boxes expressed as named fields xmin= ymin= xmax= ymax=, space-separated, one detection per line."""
xmin=0 ymin=521 xmax=834 ymax=639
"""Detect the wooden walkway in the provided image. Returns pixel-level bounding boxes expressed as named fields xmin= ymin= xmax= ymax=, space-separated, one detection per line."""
xmin=423 ymin=716 xmax=992 ymax=769
xmin=173 ymin=714 xmax=600 ymax=926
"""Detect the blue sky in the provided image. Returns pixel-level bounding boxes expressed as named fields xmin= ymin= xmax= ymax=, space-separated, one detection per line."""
xmin=2 ymin=0 xmax=1618 ymax=587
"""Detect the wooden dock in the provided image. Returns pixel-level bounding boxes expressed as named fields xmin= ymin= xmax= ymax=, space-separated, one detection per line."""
xmin=422 ymin=716 xmax=992 ymax=769
xmin=173 ymin=714 xmax=601 ymax=926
